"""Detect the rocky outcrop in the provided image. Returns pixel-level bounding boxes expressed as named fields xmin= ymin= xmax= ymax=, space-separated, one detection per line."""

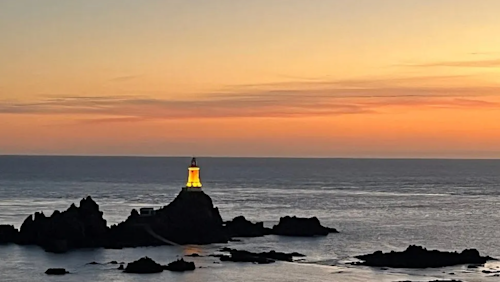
xmin=164 ymin=259 xmax=196 ymax=272
xmin=354 ymin=245 xmax=495 ymax=268
xmin=18 ymin=196 xmax=108 ymax=253
xmin=218 ymin=248 xmax=306 ymax=263
xmin=272 ymin=216 xmax=337 ymax=237
xmin=45 ymin=268 xmax=69 ymax=275
xmin=124 ymin=257 xmax=163 ymax=274
xmin=108 ymin=190 xmax=228 ymax=248
xmin=0 ymin=225 xmax=18 ymax=244
xmin=7 ymin=191 xmax=340 ymax=252
xmin=224 ymin=216 xmax=271 ymax=238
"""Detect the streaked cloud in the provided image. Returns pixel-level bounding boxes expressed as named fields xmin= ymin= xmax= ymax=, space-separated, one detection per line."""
xmin=108 ymin=75 xmax=141 ymax=82
xmin=406 ymin=59 xmax=500 ymax=68
xmin=1 ymin=75 xmax=499 ymax=123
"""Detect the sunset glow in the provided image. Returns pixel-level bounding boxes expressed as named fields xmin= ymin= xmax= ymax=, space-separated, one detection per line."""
xmin=1 ymin=1 xmax=500 ymax=158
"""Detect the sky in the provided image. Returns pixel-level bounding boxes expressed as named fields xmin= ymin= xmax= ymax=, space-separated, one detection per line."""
xmin=1 ymin=0 xmax=500 ymax=158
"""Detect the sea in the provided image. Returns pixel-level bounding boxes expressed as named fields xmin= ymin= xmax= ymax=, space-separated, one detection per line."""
xmin=1 ymin=156 xmax=500 ymax=282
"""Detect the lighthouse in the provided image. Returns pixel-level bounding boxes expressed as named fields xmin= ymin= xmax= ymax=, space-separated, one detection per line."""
xmin=183 ymin=157 xmax=202 ymax=191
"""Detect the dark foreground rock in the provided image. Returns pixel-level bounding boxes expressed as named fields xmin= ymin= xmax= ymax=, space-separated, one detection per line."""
xmin=224 ymin=216 xmax=271 ymax=238
xmin=124 ymin=257 xmax=163 ymax=274
xmin=108 ymin=190 xmax=228 ymax=248
xmin=219 ymin=248 xmax=306 ymax=263
xmin=45 ymin=268 xmax=69 ymax=275
xmin=355 ymin=245 xmax=495 ymax=268
xmin=272 ymin=216 xmax=338 ymax=236
xmin=163 ymin=259 xmax=195 ymax=272
xmin=0 ymin=225 xmax=18 ymax=244
xmin=18 ymin=196 xmax=108 ymax=253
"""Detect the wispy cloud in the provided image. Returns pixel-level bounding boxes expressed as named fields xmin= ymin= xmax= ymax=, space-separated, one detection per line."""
xmin=406 ymin=59 xmax=500 ymax=68
xmin=1 ymin=75 xmax=499 ymax=123
xmin=108 ymin=75 xmax=141 ymax=82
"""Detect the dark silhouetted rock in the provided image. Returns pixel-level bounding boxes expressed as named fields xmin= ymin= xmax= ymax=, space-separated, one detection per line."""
xmin=272 ymin=216 xmax=338 ymax=236
xmin=87 ymin=261 xmax=100 ymax=265
xmin=45 ymin=268 xmax=69 ymax=275
xmin=224 ymin=216 xmax=271 ymax=237
xmin=18 ymin=196 xmax=108 ymax=253
xmin=124 ymin=257 xmax=163 ymax=274
xmin=0 ymin=225 xmax=18 ymax=244
xmin=218 ymin=248 xmax=306 ymax=263
xmin=108 ymin=190 xmax=228 ymax=248
xmin=163 ymin=259 xmax=196 ymax=272
xmin=118 ymin=265 xmax=124 ymax=270
xmin=354 ymin=245 xmax=495 ymax=268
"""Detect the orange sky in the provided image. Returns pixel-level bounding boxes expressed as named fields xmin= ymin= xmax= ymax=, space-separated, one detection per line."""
xmin=1 ymin=1 xmax=500 ymax=158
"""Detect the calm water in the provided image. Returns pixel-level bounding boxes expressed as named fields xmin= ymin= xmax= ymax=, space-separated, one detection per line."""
xmin=1 ymin=156 xmax=500 ymax=281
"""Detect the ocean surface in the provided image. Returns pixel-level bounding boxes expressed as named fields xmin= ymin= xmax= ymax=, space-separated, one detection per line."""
xmin=1 ymin=156 xmax=500 ymax=282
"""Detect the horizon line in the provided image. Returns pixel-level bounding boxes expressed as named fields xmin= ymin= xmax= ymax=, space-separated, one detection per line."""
xmin=1 ymin=154 xmax=499 ymax=161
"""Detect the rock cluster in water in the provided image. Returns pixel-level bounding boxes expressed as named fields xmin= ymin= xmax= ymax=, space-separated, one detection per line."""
xmin=354 ymin=245 xmax=495 ymax=268
xmin=163 ymin=259 xmax=196 ymax=272
xmin=45 ymin=268 xmax=69 ymax=275
xmin=0 ymin=190 xmax=337 ymax=253
xmin=216 ymin=248 xmax=306 ymax=264
xmin=123 ymin=257 xmax=195 ymax=274
xmin=272 ymin=216 xmax=338 ymax=236
xmin=124 ymin=257 xmax=164 ymax=274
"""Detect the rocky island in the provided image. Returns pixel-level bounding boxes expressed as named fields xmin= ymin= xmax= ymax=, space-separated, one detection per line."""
xmin=0 ymin=158 xmax=338 ymax=253
xmin=354 ymin=245 xmax=495 ymax=268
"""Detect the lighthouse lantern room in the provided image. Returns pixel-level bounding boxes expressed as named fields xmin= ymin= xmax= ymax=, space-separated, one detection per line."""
xmin=183 ymin=157 xmax=202 ymax=191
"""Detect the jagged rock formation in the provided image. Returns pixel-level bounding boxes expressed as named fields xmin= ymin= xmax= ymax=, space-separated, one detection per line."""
xmin=354 ymin=245 xmax=495 ymax=268
xmin=18 ymin=196 xmax=108 ymax=253
xmin=124 ymin=257 xmax=163 ymax=274
xmin=224 ymin=216 xmax=271 ymax=237
xmin=107 ymin=190 xmax=228 ymax=248
xmin=4 ymin=190 xmax=339 ymax=252
xmin=272 ymin=216 xmax=338 ymax=236
xmin=0 ymin=225 xmax=18 ymax=244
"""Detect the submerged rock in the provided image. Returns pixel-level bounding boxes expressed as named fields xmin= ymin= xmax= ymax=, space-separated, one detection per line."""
xmin=0 ymin=225 xmax=18 ymax=244
xmin=272 ymin=216 xmax=338 ymax=236
xmin=354 ymin=245 xmax=495 ymax=268
xmin=224 ymin=216 xmax=271 ymax=238
xmin=163 ymin=259 xmax=196 ymax=272
xmin=124 ymin=257 xmax=163 ymax=274
xmin=45 ymin=268 xmax=69 ymax=275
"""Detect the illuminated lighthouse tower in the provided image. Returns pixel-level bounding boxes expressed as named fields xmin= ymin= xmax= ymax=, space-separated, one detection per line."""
xmin=183 ymin=157 xmax=202 ymax=192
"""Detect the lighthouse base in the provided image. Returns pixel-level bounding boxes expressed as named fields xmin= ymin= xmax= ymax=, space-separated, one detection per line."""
xmin=182 ymin=187 xmax=203 ymax=192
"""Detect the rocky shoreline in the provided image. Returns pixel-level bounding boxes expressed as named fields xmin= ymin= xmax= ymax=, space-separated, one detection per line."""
xmin=0 ymin=190 xmax=338 ymax=253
